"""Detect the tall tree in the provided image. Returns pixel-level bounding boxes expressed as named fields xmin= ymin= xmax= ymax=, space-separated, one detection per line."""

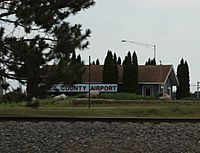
xmin=123 ymin=51 xmax=138 ymax=93
xmin=117 ymin=57 xmax=121 ymax=65
xmin=176 ymin=58 xmax=190 ymax=99
xmin=96 ymin=59 xmax=100 ymax=65
xmin=103 ymin=50 xmax=118 ymax=84
xmin=0 ymin=0 xmax=95 ymax=98
xmin=122 ymin=52 xmax=132 ymax=92
xmin=145 ymin=58 xmax=156 ymax=65
xmin=132 ymin=51 xmax=138 ymax=93
xmin=114 ymin=53 xmax=117 ymax=64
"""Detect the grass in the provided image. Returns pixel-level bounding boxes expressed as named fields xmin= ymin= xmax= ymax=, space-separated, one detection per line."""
xmin=0 ymin=98 xmax=200 ymax=117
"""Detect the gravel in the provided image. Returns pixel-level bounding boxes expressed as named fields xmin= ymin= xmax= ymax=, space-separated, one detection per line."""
xmin=0 ymin=121 xmax=200 ymax=153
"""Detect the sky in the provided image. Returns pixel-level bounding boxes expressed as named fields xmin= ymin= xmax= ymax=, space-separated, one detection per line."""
xmin=68 ymin=0 xmax=200 ymax=92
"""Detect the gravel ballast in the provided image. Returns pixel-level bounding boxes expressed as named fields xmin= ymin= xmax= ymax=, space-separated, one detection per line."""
xmin=0 ymin=121 xmax=200 ymax=153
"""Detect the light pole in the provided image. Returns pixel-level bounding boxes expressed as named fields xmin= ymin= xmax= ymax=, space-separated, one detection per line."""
xmin=197 ymin=81 xmax=200 ymax=100
xmin=121 ymin=39 xmax=156 ymax=62
xmin=88 ymin=56 xmax=91 ymax=108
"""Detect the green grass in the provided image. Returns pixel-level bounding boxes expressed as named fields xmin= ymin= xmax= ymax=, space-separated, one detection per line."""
xmin=0 ymin=98 xmax=200 ymax=117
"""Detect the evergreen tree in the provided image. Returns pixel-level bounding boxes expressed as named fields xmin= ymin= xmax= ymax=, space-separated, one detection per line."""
xmin=184 ymin=61 xmax=190 ymax=97
xmin=145 ymin=58 xmax=156 ymax=65
xmin=0 ymin=0 xmax=95 ymax=98
xmin=114 ymin=53 xmax=117 ymax=64
xmin=103 ymin=50 xmax=118 ymax=83
xmin=132 ymin=51 xmax=138 ymax=93
xmin=117 ymin=57 xmax=122 ymax=65
xmin=123 ymin=52 xmax=132 ymax=92
xmin=176 ymin=59 xmax=190 ymax=99
xmin=96 ymin=59 xmax=100 ymax=65
xmin=123 ymin=51 xmax=138 ymax=93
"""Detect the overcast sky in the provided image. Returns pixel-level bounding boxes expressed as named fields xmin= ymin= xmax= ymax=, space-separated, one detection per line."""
xmin=68 ymin=0 xmax=200 ymax=91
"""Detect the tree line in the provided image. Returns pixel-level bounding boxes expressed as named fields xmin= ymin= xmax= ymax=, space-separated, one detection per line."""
xmin=102 ymin=50 xmax=138 ymax=93
xmin=101 ymin=50 xmax=190 ymax=99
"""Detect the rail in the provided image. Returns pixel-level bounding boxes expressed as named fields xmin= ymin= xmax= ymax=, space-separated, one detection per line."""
xmin=0 ymin=116 xmax=200 ymax=123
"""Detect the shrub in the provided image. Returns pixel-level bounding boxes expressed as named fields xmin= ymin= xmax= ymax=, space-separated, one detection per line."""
xmin=95 ymin=93 xmax=155 ymax=100
xmin=181 ymin=97 xmax=196 ymax=101
xmin=1 ymin=92 xmax=26 ymax=103
xmin=25 ymin=99 xmax=40 ymax=109
xmin=74 ymin=94 xmax=86 ymax=98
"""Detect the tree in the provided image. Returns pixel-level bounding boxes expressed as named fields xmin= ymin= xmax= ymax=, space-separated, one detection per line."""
xmin=103 ymin=50 xmax=118 ymax=84
xmin=122 ymin=52 xmax=132 ymax=92
xmin=96 ymin=59 xmax=100 ymax=65
xmin=145 ymin=58 xmax=156 ymax=65
xmin=117 ymin=57 xmax=121 ymax=65
xmin=132 ymin=51 xmax=138 ymax=93
xmin=114 ymin=53 xmax=117 ymax=64
xmin=0 ymin=0 xmax=95 ymax=98
xmin=176 ymin=58 xmax=190 ymax=99
xmin=123 ymin=51 xmax=138 ymax=93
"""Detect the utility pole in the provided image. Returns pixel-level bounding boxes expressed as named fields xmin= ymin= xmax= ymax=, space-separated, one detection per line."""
xmin=121 ymin=39 xmax=156 ymax=62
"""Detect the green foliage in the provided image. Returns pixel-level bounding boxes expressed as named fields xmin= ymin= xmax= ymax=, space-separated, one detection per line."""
xmin=117 ymin=57 xmax=122 ymax=65
xmin=25 ymin=99 xmax=40 ymax=109
xmin=122 ymin=51 xmax=138 ymax=93
xmin=176 ymin=58 xmax=190 ymax=99
xmin=1 ymin=82 xmax=9 ymax=90
xmin=41 ymin=52 xmax=85 ymax=97
xmin=181 ymin=97 xmax=196 ymax=101
xmin=0 ymin=0 xmax=95 ymax=98
xmin=95 ymin=93 xmax=155 ymax=100
xmin=96 ymin=59 xmax=100 ymax=65
xmin=145 ymin=58 xmax=156 ymax=65
xmin=1 ymin=92 xmax=26 ymax=103
xmin=103 ymin=50 xmax=118 ymax=83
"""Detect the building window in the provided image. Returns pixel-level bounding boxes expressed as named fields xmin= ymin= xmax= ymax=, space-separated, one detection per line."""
xmin=143 ymin=86 xmax=153 ymax=96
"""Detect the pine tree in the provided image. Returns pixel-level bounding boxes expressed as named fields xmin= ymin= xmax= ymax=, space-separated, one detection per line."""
xmin=123 ymin=52 xmax=132 ymax=92
xmin=184 ymin=61 xmax=190 ymax=97
xmin=145 ymin=58 xmax=156 ymax=65
xmin=123 ymin=51 xmax=138 ymax=93
xmin=132 ymin=51 xmax=138 ymax=93
xmin=114 ymin=53 xmax=117 ymax=64
xmin=0 ymin=1 xmax=95 ymax=98
xmin=103 ymin=51 xmax=118 ymax=84
xmin=117 ymin=57 xmax=122 ymax=65
xmin=96 ymin=59 xmax=100 ymax=65
xmin=176 ymin=59 xmax=190 ymax=99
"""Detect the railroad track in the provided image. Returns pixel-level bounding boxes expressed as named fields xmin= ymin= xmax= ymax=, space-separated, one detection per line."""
xmin=0 ymin=116 xmax=200 ymax=123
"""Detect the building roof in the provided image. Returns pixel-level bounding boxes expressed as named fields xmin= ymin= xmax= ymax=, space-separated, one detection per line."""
xmin=82 ymin=65 xmax=179 ymax=85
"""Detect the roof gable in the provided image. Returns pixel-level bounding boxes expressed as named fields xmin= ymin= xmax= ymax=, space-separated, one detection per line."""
xmin=138 ymin=65 xmax=172 ymax=83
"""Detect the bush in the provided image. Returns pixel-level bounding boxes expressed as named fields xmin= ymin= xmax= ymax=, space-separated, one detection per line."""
xmin=154 ymin=93 xmax=163 ymax=100
xmin=94 ymin=93 xmax=155 ymax=100
xmin=181 ymin=97 xmax=196 ymax=101
xmin=74 ymin=94 xmax=86 ymax=98
xmin=25 ymin=99 xmax=40 ymax=109
xmin=1 ymin=92 xmax=26 ymax=103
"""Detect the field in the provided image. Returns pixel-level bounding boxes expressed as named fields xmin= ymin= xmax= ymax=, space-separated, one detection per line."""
xmin=0 ymin=97 xmax=200 ymax=117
